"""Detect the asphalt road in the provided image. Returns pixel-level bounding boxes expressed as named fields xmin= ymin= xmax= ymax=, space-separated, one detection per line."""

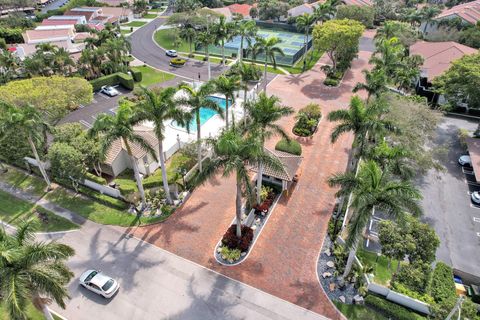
xmin=41 ymin=0 xmax=70 ymax=13
xmin=130 ymin=17 xmax=229 ymax=81
xmin=39 ymin=221 xmax=327 ymax=320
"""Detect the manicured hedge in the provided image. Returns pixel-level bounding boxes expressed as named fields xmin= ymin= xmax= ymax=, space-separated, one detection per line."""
xmin=365 ymin=295 xmax=425 ymax=320
xmin=430 ymin=262 xmax=456 ymax=303
xmin=85 ymin=172 xmax=107 ymax=185
xmin=324 ymin=78 xmax=340 ymax=87
xmin=89 ymin=72 xmax=134 ymax=91
xmin=118 ymin=72 xmax=134 ymax=90
xmin=130 ymin=69 xmax=143 ymax=82
xmin=275 ymin=138 xmax=302 ymax=156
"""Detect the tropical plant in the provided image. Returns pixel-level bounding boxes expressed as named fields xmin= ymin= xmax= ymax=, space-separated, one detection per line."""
xmin=246 ymin=92 xmax=293 ymax=204
xmin=132 ymin=86 xmax=191 ymax=204
xmin=234 ymin=62 xmax=262 ymax=126
xmin=102 ymin=37 xmax=131 ymax=74
xmin=179 ymin=26 xmax=196 ymax=57
xmin=353 ymin=68 xmax=388 ymax=102
xmin=370 ymin=37 xmax=405 ymax=78
xmin=235 ymin=20 xmax=257 ymax=62
xmin=313 ymin=0 xmax=336 ymax=25
xmin=364 ymin=140 xmax=415 ymax=180
xmin=89 ymin=102 xmax=156 ymax=209
xmin=212 ymin=15 xmax=234 ymax=64
xmin=0 ymin=220 xmax=75 ymax=320
xmin=419 ymin=5 xmax=441 ymax=34
xmin=0 ymin=48 xmax=20 ymax=84
xmin=254 ymin=36 xmax=285 ymax=92
xmin=196 ymin=31 xmax=214 ymax=80
xmin=0 ymin=102 xmax=52 ymax=189
xmin=176 ymin=82 xmax=223 ymax=173
xmin=296 ymin=13 xmax=316 ymax=69
xmin=328 ymin=160 xmax=423 ymax=276
xmin=211 ymin=75 xmax=241 ymax=129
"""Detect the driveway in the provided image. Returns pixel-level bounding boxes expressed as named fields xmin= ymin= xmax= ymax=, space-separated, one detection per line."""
xmin=40 ymin=222 xmax=327 ymax=320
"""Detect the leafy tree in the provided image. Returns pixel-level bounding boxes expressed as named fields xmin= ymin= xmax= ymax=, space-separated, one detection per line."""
xmin=0 ymin=48 xmax=20 ymax=84
xmin=296 ymin=14 xmax=316 ymax=68
xmin=0 ymin=76 xmax=93 ymax=123
xmin=353 ymin=69 xmax=388 ymax=102
xmin=394 ymin=262 xmax=432 ymax=294
xmin=173 ymin=0 xmax=201 ymax=12
xmin=176 ymin=83 xmax=223 ymax=173
xmin=246 ymin=93 xmax=293 ymax=204
xmin=430 ymin=262 xmax=456 ymax=303
xmin=48 ymin=142 xmax=86 ymax=190
xmin=375 ymin=21 xmax=419 ymax=47
xmin=313 ymin=19 xmax=364 ymax=73
xmin=403 ymin=214 xmax=439 ymax=264
xmin=254 ymin=36 xmax=285 ymax=91
xmin=328 ymin=160 xmax=423 ymax=276
xmin=336 ymin=5 xmax=375 ymax=28
xmin=249 ymin=7 xmax=258 ymax=19
xmin=258 ymin=0 xmax=289 ymax=21
xmin=0 ymin=102 xmax=52 ymax=189
xmin=433 ymin=53 xmax=480 ymax=109
xmin=212 ymin=75 xmax=241 ymax=129
xmin=0 ymin=220 xmax=75 ymax=320
xmin=89 ymin=103 xmax=156 ymax=209
xmin=378 ymin=220 xmax=413 ymax=271
xmin=373 ymin=0 xmax=403 ymax=22
xmin=133 ymin=0 xmax=148 ymax=14
xmin=459 ymin=25 xmax=480 ymax=48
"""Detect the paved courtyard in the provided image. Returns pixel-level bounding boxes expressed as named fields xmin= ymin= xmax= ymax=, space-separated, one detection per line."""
xmin=129 ymin=30 xmax=376 ymax=320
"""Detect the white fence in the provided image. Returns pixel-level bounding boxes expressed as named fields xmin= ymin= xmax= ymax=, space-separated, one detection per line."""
xmin=82 ymin=179 xmax=122 ymax=199
xmin=367 ymin=283 xmax=431 ymax=315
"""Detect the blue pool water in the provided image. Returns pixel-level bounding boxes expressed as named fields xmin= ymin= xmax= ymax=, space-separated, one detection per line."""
xmin=171 ymin=96 xmax=228 ymax=132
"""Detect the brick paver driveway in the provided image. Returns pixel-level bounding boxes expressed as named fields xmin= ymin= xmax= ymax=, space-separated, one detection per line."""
xmin=131 ymin=30 xmax=376 ymax=319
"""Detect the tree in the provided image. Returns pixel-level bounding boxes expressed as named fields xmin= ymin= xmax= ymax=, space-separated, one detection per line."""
xmin=370 ymin=37 xmax=405 ymax=78
xmin=0 ymin=220 xmax=75 ymax=320
xmin=296 ymin=14 xmax=316 ymax=68
xmin=258 ymin=0 xmax=289 ymax=21
xmin=212 ymin=16 xmax=233 ymax=65
xmin=89 ymin=103 xmax=156 ymax=209
xmin=77 ymin=47 xmax=105 ymax=80
xmin=0 ymin=76 xmax=93 ymax=123
xmin=459 ymin=25 xmax=480 ymax=49
xmin=0 ymin=102 xmax=52 ymax=189
xmin=102 ymin=37 xmax=131 ymax=74
xmin=196 ymin=129 xmax=281 ymax=237
xmin=173 ymin=0 xmax=201 ymax=12
xmin=250 ymin=7 xmax=258 ymax=19
xmin=375 ymin=21 xmax=419 ymax=47
xmin=48 ymin=142 xmax=86 ymax=190
xmin=234 ymin=62 xmax=262 ymax=125
xmin=433 ymin=53 xmax=480 ymax=109
xmin=327 ymin=96 xmax=395 ymax=157
xmin=133 ymin=0 xmax=148 ymax=14
xmin=328 ymin=160 xmax=423 ymax=276
xmin=313 ymin=19 xmax=364 ymax=73
xmin=176 ymin=82 xmax=223 ymax=173
xmin=336 ymin=5 xmax=375 ymax=28
xmin=378 ymin=220 xmax=413 ymax=271
xmin=403 ymin=214 xmax=439 ymax=264
xmin=255 ymin=36 xmax=285 ymax=92
xmin=364 ymin=140 xmax=415 ymax=181
xmin=313 ymin=1 xmax=336 ymax=25
xmin=196 ymin=31 xmax=214 ymax=80
xmin=353 ymin=69 xmax=388 ymax=102
xmin=179 ymin=27 xmax=196 ymax=56
xmin=247 ymin=93 xmax=293 ymax=204
xmin=235 ymin=20 xmax=257 ymax=62
xmin=419 ymin=5 xmax=441 ymax=34
xmin=0 ymin=48 xmax=20 ymax=84
xmin=212 ymin=75 xmax=241 ymax=130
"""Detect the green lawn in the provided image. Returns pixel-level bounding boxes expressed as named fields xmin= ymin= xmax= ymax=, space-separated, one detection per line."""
xmin=283 ymin=49 xmax=324 ymax=74
xmin=149 ymin=7 xmax=166 ymax=12
xmin=333 ymin=301 xmax=387 ymax=320
xmin=0 ymin=190 xmax=79 ymax=232
xmin=154 ymin=29 xmax=190 ymax=52
xmin=120 ymin=29 xmax=131 ymax=35
xmin=0 ymin=302 xmax=63 ymax=320
xmin=189 ymin=54 xmax=224 ymax=65
xmin=357 ymin=249 xmax=398 ymax=286
xmin=131 ymin=65 xmax=175 ymax=87
xmin=1 ymin=167 xmax=47 ymax=196
xmin=142 ymin=13 xmax=157 ymax=19
xmin=123 ymin=21 xmax=147 ymax=28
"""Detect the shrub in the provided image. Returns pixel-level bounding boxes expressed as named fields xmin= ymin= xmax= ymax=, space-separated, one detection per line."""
xmin=130 ymin=69 xmax=143 ymax=82
xmin=221 ymin=225 xmax=254 ymax=252
xmin=324 ymin=77 xmax=340 ymax=86
xmin=336 ymin=5 xmax=375 ymax=28
xmin=89 ymin=72 xmax=134 ymax=91
xmin=458 ymin=128 xmax=469 ymax=150
xmin=391 ymin=283 xmax=435 ymax=305
xmin=299 ymin=103 xmax=322 ymax=120
xmin=220 ymin=246 xmax=241 ymax=261
xmin=117 ymin=72 xmax=134 ymax=90
xmin=365 ymin=295 xmax=425 ymax=320
xmin=275 ymin=138 xmax=302 ymax=155
xmin=393 ymin=262 xmax=432 ymax=294
xmin=430 ymin=262 xmax=456 ymax=303
xmin=0 ymin=27 xmax=24 ymax=43
xmin=170 ymin=58 xmax=186 ymax=66
xmin=85 ymin=172 xmax=107 ymax=185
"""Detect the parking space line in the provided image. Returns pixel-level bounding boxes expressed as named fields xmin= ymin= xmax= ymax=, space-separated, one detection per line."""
xmin=79 ymin=120 xmax=92 ymax=128
xmin=474 ymin=217 xmax=480 ymax=223
xmin=477 ymin=233 xmax=480 ymax=237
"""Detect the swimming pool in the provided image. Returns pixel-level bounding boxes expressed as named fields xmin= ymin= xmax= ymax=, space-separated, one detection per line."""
xmin=171 ymin=96 xmax=228 ymax=132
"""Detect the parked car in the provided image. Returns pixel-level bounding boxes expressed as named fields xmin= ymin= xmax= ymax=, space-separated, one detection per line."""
xmin=471 ymin=191 xmax=480 ymax=204
xmin=458 ymin=155 xmax=472 ymax=167
xmin=100 ymin=85 xmax=120 ymax=97
xmin=79 ymin=270 xmax=119 ymax=298
xmin=166 ymin=50 xmax=177 ymax=57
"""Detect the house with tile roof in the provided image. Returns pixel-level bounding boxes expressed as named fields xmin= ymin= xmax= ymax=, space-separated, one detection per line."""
xmin=23 ymin=28 xmax=76 ymax=44
xmin=341 ymin=0 xmax=372 ymax=6
xmin=287 ymin=0 xmax=325 ymax=18
xmin=422 ymin=0 xmax=480 ymax=34
xmin=226 ymin=3 xmax=254 ymax=19
xmin=410 ymin=41 xmax=477 ymax=104
xmin=210 ymin=7 xmax=233 ymax=21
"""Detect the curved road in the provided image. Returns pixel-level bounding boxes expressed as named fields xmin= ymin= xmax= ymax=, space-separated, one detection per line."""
xmin=130 ymin=17 xmax=228 ymax=80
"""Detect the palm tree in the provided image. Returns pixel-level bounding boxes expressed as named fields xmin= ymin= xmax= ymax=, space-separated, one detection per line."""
xmin=327 ymin=96 xmax=395 ymax=157
xmin=179 ymin=26 xmax=196 ymax=57
xmin=364 ymin=140 xmax=415 ymax=181
xmin=89 ymin=103 xmax=156 ymax=209
xmin=245 ymin=36 xmax=262 ymax=64
xmin=420 ymin=5 xmax=441 ymax=34
xmin=328 ymin=160 xmax=422 ymax=276
xmin=255 ymin=37 xmax=285 ymax=92
xmin=236 ymin=63 xmax=261 ymax=126
xmin=353 ymin=69 xmax=388 ymax=103
xmin=0 ymin=102 xmax=52 ymax=190
xmin=236 ymin=20 xmax=257 ymax=63
xmin=212 ymin=75 xmax=241 ymax=130
xmin=296 ymin=13 xmax=316 ymax=68
xmin=196 ymin=129 xmax=281 ymax=237
xmin=196 ymin=31 xmax=214 ymax=80
xmin=0 ymin=49 xmax=20 ymax=84
xmin=370 ymin=37 xmax=405 ymax=78
xmin=176 ymin=82 xmax=223 ymax=173
xmin=52 ymin=47 xmax=75 ymax=76
xmin=212 ymin=16 xmax=234 ymax=65
xmin=247 ymin=93 xmax=293 ymax=204
xmin=132 ymin=86 xmax=190 ymax=205
xmin=103 ymin=37 xmax=131 ymax=74
xmin=0 ymin=220 xmax=75 ymax=320
xmin=78 ymin=48 xmax=105 ymax=79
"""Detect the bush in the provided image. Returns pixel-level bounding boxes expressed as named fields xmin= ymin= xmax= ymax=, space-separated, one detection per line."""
xmin=0 ymin=27 xmax=24 ymax=43
xmin=365 ymin=295 xmax=425 ymax=320
xmin=85 ymin=172 xmax=107 ymax=185
xmin=117 ymin=72 xmax=134 ymax=90
xmin=393 ymin=262 xmax=432 ymax=294
xmin=118 ymin=183 xmax=137 ymax=197
xmin=391 ymin=283 xmax=435 ymax=305
xmin=299 ymin=103 xmax=322 ymax=120
xmin=275 ymin=138 xmax=302 ymax=155
xmin=221 ymin=224 xmax=254 ymax=252
xmin=323 ymin=77 xmax=340 ymax=86
xmin=130 ymin=69 xmax=143 ymax=82
xmin=336 ymin=5 xmax=375 ymax=28
xmin=430 ymin=262 xmax=456 ymax=303
xmin=170 ymin=58 xmax=186 ymax=66
xmin=220 ymin=246 xmax=241 ymax=261
xmin=89 ymin=72 xmax=134 ymax=91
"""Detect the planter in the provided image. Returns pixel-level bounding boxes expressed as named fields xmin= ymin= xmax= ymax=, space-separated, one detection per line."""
xmin=214 ymin=191 xmax=281 ymax=266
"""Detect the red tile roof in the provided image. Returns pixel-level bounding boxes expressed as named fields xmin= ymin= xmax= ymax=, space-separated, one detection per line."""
xmin=64 ymin=10 xmax=95 ymax=21
xmin=41 ymin=19 xmax=77 ymax=26
xmin=341 ymin=0 xmax=373 ymax=6
xmin=409 ymin=41 xmax=477 ymax=79
xmin=436 ymin=0 xmax=480 ymax=24
xmin=227 ymin=3 xmax=253 ymax=17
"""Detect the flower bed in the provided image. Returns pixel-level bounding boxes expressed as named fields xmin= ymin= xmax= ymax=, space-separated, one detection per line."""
xmin=292 ymin=103 xmax=322 ymax=137
xmin=214 ymin=186 xmax=280 ymax=265
xmin=170 ymin=58 xmax=186 ymax=67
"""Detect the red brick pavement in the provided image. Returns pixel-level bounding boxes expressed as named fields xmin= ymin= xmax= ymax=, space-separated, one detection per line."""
xmin=131 ymin=30 xmax=376 ymax=320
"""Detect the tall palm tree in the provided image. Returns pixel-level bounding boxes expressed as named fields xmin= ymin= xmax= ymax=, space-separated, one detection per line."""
xmin=212 ymin=75 xmax=241 ymax=130
xmin=420 ymin=5 xmax=441 ymax=34
xmin=255 ymin=37 xmax=285 ymax=92
xmin=179 ymin=26 xmax=196 ymax=57
xmin=78 ymin=48 xmax=105 ymax=80
xmin=245 ymin=36 xmax=262 ymax=64
xmin=52 ymin=47 xmax=75 ymax=76
xmin=237 ymin=63 xmax=261 ymax=126
xmin=196 ymin=31 xmax=214 ymax=80
xmin=370 ymin=37 xmax=405 ymax=78
xmin=364 ymin=140 xmax=415 ymax=181
xmin=296 ymin=13 xmax=316 ymax=67
xmin=103 ymin=37 xmax=131 ymax=74
xmin=353 ymin=69 xmax=388 ymax=103
xmin=196 ymin=129 xmax=282 ymax=237
xmin=0 ymin=49 xmax=20 ymax=84
xmin=0 ymin=220 xmax=75 ymax=320
xmin=0 ymin=102 xmax=52 ymax=190
xmin=176 ymin=82 xmax=224 ymax=173
xmin=89 ymin=103 xmax=156 ymax=209
xmin=212 ymin=16 xmax=234 ymax=65
xmin=236 ymin=20 xmax=257 ymax=63
xmin=247 ymin=93 xmax=293 ymax=204
xmin=328 ymin=160 xmax=422 ymax=276
xmin=132 ymin=86 xmax=190 ymax=205
xmin=313 ymin=0 xmax=337 ymax=24
xmin=327 ymin=96 xmax=395 ymax=157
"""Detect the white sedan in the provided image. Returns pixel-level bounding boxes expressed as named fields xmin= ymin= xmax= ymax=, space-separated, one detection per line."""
xmin=459 ymin=155 xmax=472 ymax=167
xmin=100 ymin=85 xmax=120 ymax=97
xmin=166 ymin=49 xmax=177 ymax=57
xmin=472 ymin=191 xmax=480 ymax=204
xmin=79 ymin=270 xmax=119 ymax=298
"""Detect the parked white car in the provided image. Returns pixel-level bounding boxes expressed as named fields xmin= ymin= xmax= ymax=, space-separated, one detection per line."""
xmin=458 ymin=155 xmax=472 ymax=167
xmin=471 ymin=191 xmax=480 ymax=204
xmin=100 ymin=85 xmax=120 ymax=97
xmin=79 ymin=270 xmax=119 ymax=298
xmin=166 ymin=49 xmax=177 ymax=57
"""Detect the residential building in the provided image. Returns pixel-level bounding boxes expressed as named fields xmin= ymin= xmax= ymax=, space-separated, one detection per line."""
xmin=9 ymin=41 xmax=74 ymax=60
xmin=41 ymin=19 xmax=78 ymax=27
xmin=226 ymin=3 xmax=254 ymax=19
xmin=98 ymin=6 xmax=134 ymax=22
xmin=287 ymin=0 xmax=324 ymax=18
xmin=47 ymin=15 xmax=87 ymax=24
xmin=96 ymin=0 xmax=134 ymax=6
xmin=210 ymin=7 xmax=233 ymax=21
xmin=410 ymin=41 xmax=477 ymax=104
xmin=422 ymin=0 xmax=480 ymax=34
xmin=23 ymin=29 xmax=76 ymax=44
xmin=340 ymin=0 xmax=372 ymax=6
